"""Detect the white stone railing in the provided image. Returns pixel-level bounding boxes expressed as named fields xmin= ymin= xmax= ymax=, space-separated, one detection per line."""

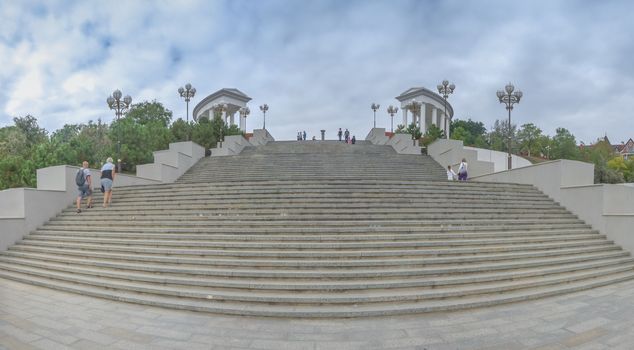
xmin=428 ymin=139 xmax=531 ymax=177
xmin=211 ymin=135 xmax=252 ymax=156
xmin=365 ymin=128 xmax=390 ymax=145
xmin=211 ymin=129 xmax=276 ymax=156
xmin=365 ymin=128 xmax=420 ymax=154
xmin=428 ymin=139 xmax=493 ymax=177
xmin=471 ymin=160 xmax=634 ymax=255
xmin=249 ymin=128 xmax=275 ymax=146
xmin=137 ymin=141 xmax=205 ymax=182
xmin=0 ymin=141 xmax=205 ymax=251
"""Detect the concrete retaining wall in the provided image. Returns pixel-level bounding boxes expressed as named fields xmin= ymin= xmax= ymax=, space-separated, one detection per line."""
xmin=0 ymin=141 xmax=205 ymax=251
xmin=249 ymin=129 xmax=275 ymax=146
xmin=211 ymin=129 xmax=276 ymax=156
xmin=428 ymin=139 xmax=531 ymax=178
xmin=365 ymin=128 xmax=420 ymax=154
xmin=365 ymin=128 xmax=390 ymax=145
xmin=472 ymin=160 xmax=634 ymax=255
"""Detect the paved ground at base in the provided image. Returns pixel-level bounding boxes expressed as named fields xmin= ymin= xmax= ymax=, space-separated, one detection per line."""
xmin=1 ymin=277 xmax=634 ymax=350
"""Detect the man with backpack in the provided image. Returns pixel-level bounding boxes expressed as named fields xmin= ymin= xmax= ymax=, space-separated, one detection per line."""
xmin=76 ymin=161 xmax=93 ymax=213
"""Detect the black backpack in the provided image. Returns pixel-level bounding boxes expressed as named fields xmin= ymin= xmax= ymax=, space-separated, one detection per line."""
xmin=75 ymin=169 xmax=86 ymax=186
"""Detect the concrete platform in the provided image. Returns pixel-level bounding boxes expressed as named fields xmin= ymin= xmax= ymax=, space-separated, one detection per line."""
xmin=1 ymin=277 xmax=634 ymax=349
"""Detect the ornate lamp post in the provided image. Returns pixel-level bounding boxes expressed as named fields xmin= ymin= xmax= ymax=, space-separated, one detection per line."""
xmin=239 ymin=107 xmax=250 ymax=131
xmin=106 ymin=89 xmax=132 ymax=173
xmin=259 ymin=104 xmax=269 ymax=129
xmin=406 ymin=100 xmax=422 ymax=126
xmin=371 ymin=103 xmax=380 ymax=128
xmin=406 ymin=100 xmax=422 ymax=145
xmin=496 ymin=82 xmax=523 ymax=170
xmin=437 ymin=80 xmax=455 ymax=139
xmin=386 ymin=105 xmax=399 ymax=133
xmin=178 ymin=83 xmax=196 ymax=123
xmin=214 ymin=103 xmax=228 ymax=143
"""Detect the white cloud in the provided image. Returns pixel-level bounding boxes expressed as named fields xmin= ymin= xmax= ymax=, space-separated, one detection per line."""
xmin=0 ymin=0 xmax=633 ymax=144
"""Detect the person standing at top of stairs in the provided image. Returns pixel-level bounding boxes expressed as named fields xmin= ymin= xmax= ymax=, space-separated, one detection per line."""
xmin=344 ymin=129 xmax=350 ymax=143
xmin=338 ymin=128 xmax=343 ymax=141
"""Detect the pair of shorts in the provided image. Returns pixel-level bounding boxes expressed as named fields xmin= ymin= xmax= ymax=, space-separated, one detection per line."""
xmin=101 ymin=178 xmax=113 ymax=192
xmin=78 ymin=184 xmax=92 ymax=198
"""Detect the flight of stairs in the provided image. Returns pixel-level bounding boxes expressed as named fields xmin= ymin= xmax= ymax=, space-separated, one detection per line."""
xmin=0 ymin=140 xmax=632 ymax=317
xmin=179 ymin=140 xmax=447 ymax=182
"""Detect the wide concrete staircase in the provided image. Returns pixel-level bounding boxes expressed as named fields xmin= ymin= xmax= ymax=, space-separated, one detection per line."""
xmin=179 ymin=140 xmax=447 ymax=182
xmin=0 ymin=141 xmax=633 ymax=317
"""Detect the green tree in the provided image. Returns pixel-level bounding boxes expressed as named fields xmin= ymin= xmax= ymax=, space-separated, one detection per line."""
xmin=606 ymin=156 xmax=634 ymax=182
xmin=126 ymin=101 xmax=172 ymax=127
xmin=550 ymin=128 xmax=580 ymax=160
xmin=517 ymin=123 xmax=543 ymax=157
xmin=0 ymin=155 xmax=30 ymax=189
xmin=13 ymin=115 xmax=48 ymax=148
xmin=595 ymin=157 xmax=624 ymax=183
xmin=191 ymin=115 xmax=224 ymax=151
xmin=450 ymin=126 xmax=470 ymax=143
xmin=0 ymin=126 xmax=29 ymax=157
xmin=112 ymin=101 xmax=173 ymax=171
xmin=450 ymin=119 xmax=486 ymax=146
xmin=488 ymin=119 xmax=517 ymax=153
xmin=420 ymin=125 xmax=444 ymax=146
xmin=170 ymin=118 xmax=193 ymax=142
xmin=395 ymin=122 xmax=423 ymax=139
xmin=538 ymin=135 xmax=553 ymax=159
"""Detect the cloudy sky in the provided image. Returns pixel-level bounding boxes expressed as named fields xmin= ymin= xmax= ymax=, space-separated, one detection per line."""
xmin=1 ymin=0 xmax=633 ymax=144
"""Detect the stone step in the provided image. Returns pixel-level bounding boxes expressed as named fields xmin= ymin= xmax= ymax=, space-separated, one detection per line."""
xmin=5 ymin=249 xmax=628 ymax=277
xmin=64 ymin=199 xmax=558 ymax=211
xmin=113 ymin=180 xmax=540 ymax=191
xmin=10 ymin=241 xmax=619 ymax=261
xmin=57 ymin=206 xmax=570 ymax=216
xmin=23 ymin=234 xmax=605 ymax=250
xmin=0 ymin=263 xmax=632 ymax=317
xmin=179 ymin=172 xmax=446 ymax=178
xmin=43 ymin=218 xmax=586 ymax=229
xmin=3 ymin=267 xmax=633 ymax=317
xmin=115 ymin=180 xmax=539 ymax=190
xmin=35 ymin=222 xmax=593 ymax=234
xmin=17 ymin=237 xmax=618 ymax=259
xmin=2 ymin=254 xmax=630 ymax=291
xmin=31 ymin=230 xmax=600 ymax=243
xmin=90 ymin=189 xmax=552 ymax=200
xmin=50 ymin=213 xmax=577 ymax=224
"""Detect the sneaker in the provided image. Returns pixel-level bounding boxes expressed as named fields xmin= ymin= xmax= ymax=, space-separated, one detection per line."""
xmin=87 ymin=204 xmax=93 ymax=209
xmin=76 ymin=209 xmax=82 ymax=213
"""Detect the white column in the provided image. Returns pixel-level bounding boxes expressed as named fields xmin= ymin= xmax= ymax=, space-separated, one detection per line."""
xmin=431 ymin=108 xmax=437 ymax=127
xmin=240 ymin=116 xmax=246 ymax=132
xmin=230 ymin=112 xmax=235 ymax=126
xmin=402 ymin=108 xmax=408 ymax=127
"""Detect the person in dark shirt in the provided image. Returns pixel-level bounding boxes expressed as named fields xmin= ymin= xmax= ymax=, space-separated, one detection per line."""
xmin=100 ymin=157 xmax=116 ymax=208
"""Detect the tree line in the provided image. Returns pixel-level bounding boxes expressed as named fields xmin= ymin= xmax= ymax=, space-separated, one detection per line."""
xmin=397 ymin=118 xmax=633 ymax=183
xmin=0 ymin=101 xmax=241 ymax=190
xmin=2 ymin=103 xmax=632 ymax=191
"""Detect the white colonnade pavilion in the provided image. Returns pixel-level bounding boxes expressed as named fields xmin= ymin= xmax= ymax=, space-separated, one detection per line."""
xmin=192 ymin=88 xmax=252 ymax=132
xmin=396 ymin=87 xmax=454 ymax=138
